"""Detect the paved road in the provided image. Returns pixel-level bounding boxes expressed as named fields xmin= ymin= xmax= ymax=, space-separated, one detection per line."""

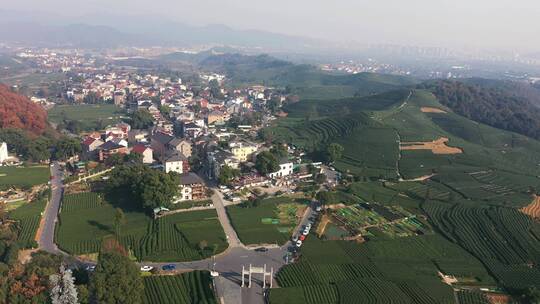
xmin=211 ymin=189 xmax=242 ymax=248
xmin=37 ymin=164 xmax=308 ymax=304
xmin=38 ymin=162 xmax=63 ymax=254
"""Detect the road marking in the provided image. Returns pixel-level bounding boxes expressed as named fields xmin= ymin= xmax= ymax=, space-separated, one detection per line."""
xmin=240 ymin=255 xmax=248 ymax=258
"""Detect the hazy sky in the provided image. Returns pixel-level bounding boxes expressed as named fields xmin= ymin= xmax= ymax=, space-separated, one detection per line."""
xmin=5 ymin=0 xmax=540 ymax=51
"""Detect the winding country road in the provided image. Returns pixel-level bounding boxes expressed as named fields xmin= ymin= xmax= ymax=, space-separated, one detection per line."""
xmin=37 ymin=162 xmax=64 ymax=254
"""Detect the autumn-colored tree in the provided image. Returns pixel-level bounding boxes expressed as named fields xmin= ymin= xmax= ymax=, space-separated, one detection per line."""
xmin=0 ymin=84 xmax=48 ymax=136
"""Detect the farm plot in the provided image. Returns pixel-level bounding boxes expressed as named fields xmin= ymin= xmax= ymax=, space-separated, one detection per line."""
xmin=9 ymin=198 xmax=47 ymax=248
xmin=265 ymin=114 xmax=370 ymax=152
xmin=56 ymin=192 xmax=226 ymax=261
xmin=432 ymin=170 xmax=534 ymax=207
xmin=400 ymin=137 xmax=462 ymax=154
xmin=48 ymin=104 xmax=125 ymax=131
xmin=271 ymin=234 xmax=487 ymax=304
xmin=143 ymin=271 xmax=217 ymax=304
xmin=227 ymin=197 xmax=302 ymax=245
xmin=0 ymin=166 xmax=50 ymax=188
xmin=455 ymin=290 xmax=490 ymax=304
xmin=328 ymin=203 xmax=431 ymax=240
xmin=423 ymin=201 xmax=540 ymax=290
xmin=333 ymin=127 xmax=399 ymax=179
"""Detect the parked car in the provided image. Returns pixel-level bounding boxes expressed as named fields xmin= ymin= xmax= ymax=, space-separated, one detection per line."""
xmin=296 ymin=240 xmax=303 ymax=247
xmin=291 ymin=235 xmax=298 ymax=242
xmin=302 ymin=229 xmax=309 ymax=236
xmin=162 ymin=264 xmax=176 ymax=271
xmin=299 ymin=235 xmax=306 ymax=241
xmin=254 ymin=247 xmax=268 ymax=252
xmin=85 ymin=265 xmax=96 ymax=272
xmin=140 ymin=265 xmax=154 ymax=272
xmin=316 ymin=206 xmax=322 ymax=212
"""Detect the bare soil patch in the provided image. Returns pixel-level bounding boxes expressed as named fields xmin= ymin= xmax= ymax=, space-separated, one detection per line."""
xmin=520 ymin=195 xmax=540 ymax=219
xmin=485 ymin=293 xmax=512 ymax=304
xmin=400 ymin=137 xmax=463 ymax=154
xmin=316 ymin=214 xmax=330 ymax=237
xmin=421 ymin=106 xmax=447 ymax=113
xmin=18 ymin=249 xmax=38 ymax=264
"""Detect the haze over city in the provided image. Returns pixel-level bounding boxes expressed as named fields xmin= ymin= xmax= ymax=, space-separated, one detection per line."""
xmin=2 ymin=1 xmax=540 ymax=304
xmin=3 ymin=0 xmax=540 ymax=51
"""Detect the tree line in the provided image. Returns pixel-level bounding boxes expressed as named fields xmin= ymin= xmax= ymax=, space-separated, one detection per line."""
xmin=419 ymin=80 xmax=540 ymax=140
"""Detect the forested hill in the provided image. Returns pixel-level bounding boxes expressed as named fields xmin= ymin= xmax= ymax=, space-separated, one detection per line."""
xmin=419 ymin=80 xmax=540 ymax=140
xmin=0 ymin=84 xmax=48 ymax=136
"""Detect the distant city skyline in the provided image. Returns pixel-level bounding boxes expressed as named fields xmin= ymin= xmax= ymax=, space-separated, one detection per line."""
xmin=3 ymin=0 xmax=540 ymax=52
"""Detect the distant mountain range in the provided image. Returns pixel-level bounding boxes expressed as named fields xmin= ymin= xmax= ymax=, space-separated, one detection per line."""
xmin=0 ymin=10 xmax=322 ymax=51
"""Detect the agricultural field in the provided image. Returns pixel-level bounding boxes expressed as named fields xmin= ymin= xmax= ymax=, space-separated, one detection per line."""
xmin=262 ymin=86 xmax=540 ymax=296
xmin=142 ymin=271 xmax=217 ymax=304
xmin=48 ymin=104 xmax=125 ymax=131
xmin=270 ymin=235 xmax=494 ymax=304
xmin=0 ymin=166 xmax=50 ymax=188
xmin=227 ymin=197 xmax=305 ymax=245
xmin=265 ymin=115 xmax=369 ymax=152
xmin=56 ymin=192 xmax=227 ymax=261
xmin=326 ymin=203 xmax=431 ymax=240
xmin=9 ymin=198 xmax=47 ymax=248
xmin=455 ymin=290 xmax=490 ymax=304
xmin=424 ymin=201 xmax=540 ymax=290
xmin=334 ymin=127 xmax=398 ymax=179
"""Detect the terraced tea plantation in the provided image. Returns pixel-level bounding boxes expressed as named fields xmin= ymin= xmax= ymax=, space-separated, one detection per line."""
xmin=270 ymin=235 xmax=494 ymax=304
xmin=56 ymin=192 xmax=227 ymax=261
xmin=143 ymin=271 xmax=217 ymax=304
xmin=9 ymin=198 xmax=47 ymax=248
xmin=424 ymin=201 xmax=540 ymax=290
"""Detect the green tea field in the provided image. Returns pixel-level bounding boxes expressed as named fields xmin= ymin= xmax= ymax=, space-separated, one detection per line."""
xmin=55 ymin=192 xmax=227 ymax=261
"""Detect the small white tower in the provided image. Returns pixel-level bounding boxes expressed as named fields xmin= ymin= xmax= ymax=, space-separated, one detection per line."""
xmin=0 ymin=142 xmax=8 ymax=163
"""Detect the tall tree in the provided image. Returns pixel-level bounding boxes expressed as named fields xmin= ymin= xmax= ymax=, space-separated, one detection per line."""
xmin=130 ymin=110 xmax=154 ymax=129
xmin=49 ymin=264 xmax=78 ymax=304
xmin=53 ymin=137 xmax=82 ymax=160
xmin=89 ymin=252 xmax=143 ymax=304
xmin=255 ymin=151 xmax=279 ymax=175
xmin=326 ymin=143 xmax=344 ymax=163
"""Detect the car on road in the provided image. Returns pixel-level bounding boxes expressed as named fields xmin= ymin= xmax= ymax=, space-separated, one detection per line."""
xmin=85 ymin=265 xmax=96 ymax=272
xmin=254 ymin=247 xmax=268 ymax=252
xmin=296 ymin=240 xmax=303 ymax=247
xmin=140 ymin=265 xmax=154 ymax=272
xmin=162 ymin=264 xmax=176 ymax=271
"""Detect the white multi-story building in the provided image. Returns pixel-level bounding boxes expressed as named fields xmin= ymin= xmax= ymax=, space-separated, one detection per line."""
xmin=0 ymin=142 xmax=8 ymax=163
xmin=268 ymin=160 xmax=294 ymax=179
